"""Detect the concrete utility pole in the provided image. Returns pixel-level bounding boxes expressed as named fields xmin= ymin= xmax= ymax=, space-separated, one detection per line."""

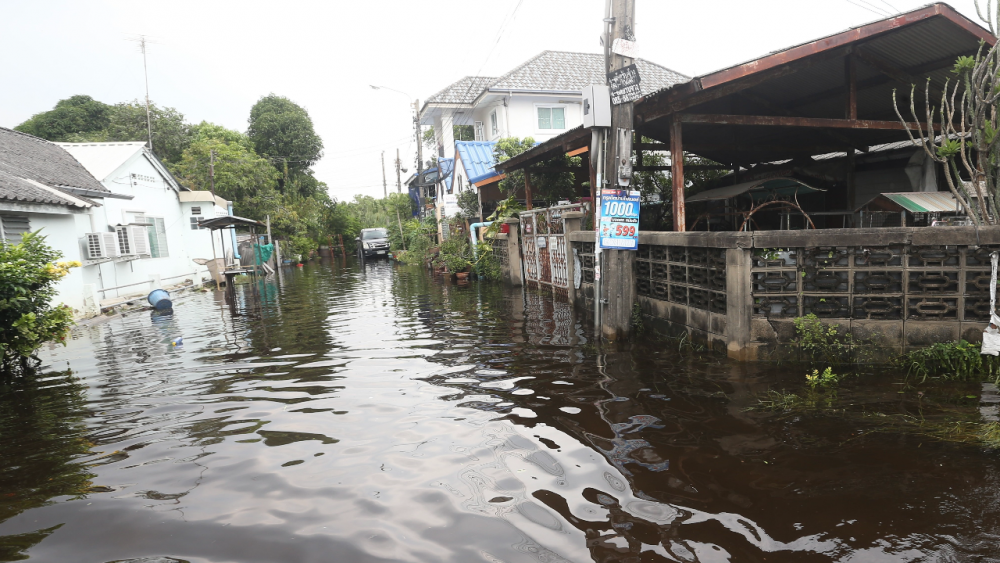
xmin=395 ymin=148 xmax=402 ymax=193
xmin=381 ymin=151 xmax=388 ymax=198
xmin=601 ymin=0 xmax=637 ymax=341
xmin=138 ymin=36 xmax=154 ymax=153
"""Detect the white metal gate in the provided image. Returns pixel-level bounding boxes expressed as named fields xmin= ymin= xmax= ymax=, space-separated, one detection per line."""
xmin=519 ymin=203 xmax=587 ymax=289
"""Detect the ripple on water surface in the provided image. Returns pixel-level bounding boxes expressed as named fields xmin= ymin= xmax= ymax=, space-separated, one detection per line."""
xmin=1 ymin=260 xmax=999 ymax=562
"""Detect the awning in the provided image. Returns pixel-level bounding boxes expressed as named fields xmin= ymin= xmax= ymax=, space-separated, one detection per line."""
xmin=686 ymin=178 xmax=825 ymax=203
xmin=198 ymin=215 xmax=265 ymax=230
xmin=858 ymin=191 xmax=960 ymax=213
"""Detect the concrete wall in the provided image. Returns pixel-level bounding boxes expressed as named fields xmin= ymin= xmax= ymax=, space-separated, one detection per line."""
xmin=568 ymin=226 xmax=1000 ymax=361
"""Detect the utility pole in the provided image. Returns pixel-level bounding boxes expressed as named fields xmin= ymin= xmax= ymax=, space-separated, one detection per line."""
xmin=209 ymin=149 xmax=217 ymax=199
xmin=381 ymin=151 xmax=388 ymax=198
xmin=138 ymin=36 xmax=154 ymax=153
xmin=414 ymin=100 xmax=423 ymax=179
xmin=395 ymin=148 xmax=402 ymax=193
xmin=601 ymin=0 xmax=637 ymax=341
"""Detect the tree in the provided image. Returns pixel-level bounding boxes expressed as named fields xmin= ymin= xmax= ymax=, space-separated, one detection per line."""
xmin=894 ymin=0 xmax=1000 ymax=225
xmin=494 ymin=137 xmax=576 ymax=203
xmin=247 ymin=94 xmax=324 ymax=185
xmin=0 ymin=232 xmax=78 ymax=378
xmin=170 ymin=122 xmax=281 ymax=219
xmin=104 ymin=100 xmax=191 ymax=164
xmin=14 ymin=95 xmax=111 ymax=142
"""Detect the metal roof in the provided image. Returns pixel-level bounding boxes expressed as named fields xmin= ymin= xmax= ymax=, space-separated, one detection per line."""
xmin=687 ymin=178 xmax=825 ymax=202
xmin=198 ymin=215 xmax=264 ymax=230
xmin=859 ymin=191 xmax=960 ymax=213
xmin=455 ymin=141 xmax=498 ymax=184
xmin=0 ymin=127 xmax=107 ymax=208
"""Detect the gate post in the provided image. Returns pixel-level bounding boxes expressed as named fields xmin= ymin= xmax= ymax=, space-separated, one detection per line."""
xmin=504 ymin=218 xmax=523 ymax=286
xmin=563 ymin=211 xmax=585 ymax=304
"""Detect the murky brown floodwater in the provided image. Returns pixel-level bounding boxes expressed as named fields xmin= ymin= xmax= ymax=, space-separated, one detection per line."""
xmin=1 ymin=258 xmax=999 ymax=562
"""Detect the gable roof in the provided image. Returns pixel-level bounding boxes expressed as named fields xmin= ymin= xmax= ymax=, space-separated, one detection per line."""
xmin=57 ymin=142 xmax=184 ymax=193
xmin=489 ymin=50 xmax=688 ymax=94
xmin=455 ymin=141 xmax=498 ymax=184
xmin=0 ymin=127 xmax=107 ymax=208
xmin=425 ymin=76 xmax=497 ymax=105
xmin=421 ymin=51 xmax=688 ymax=118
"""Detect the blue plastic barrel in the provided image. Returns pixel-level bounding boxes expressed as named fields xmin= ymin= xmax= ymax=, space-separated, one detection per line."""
xmin=147 ymin=289 xmax=172 ymax=310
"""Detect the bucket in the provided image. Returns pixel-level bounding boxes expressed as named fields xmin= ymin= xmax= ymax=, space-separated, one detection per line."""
xmin=147 ymin=289 xmax=172 ymax=310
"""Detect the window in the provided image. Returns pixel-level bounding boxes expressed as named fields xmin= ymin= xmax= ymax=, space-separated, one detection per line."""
xmin=474 ymin=121 xmax=484 ymax=141
xmin=537 ymin=107 xmax=566 ymax=130
xmin=147 ymin=217 xmax=169 ymax=258
xmin=0 ymin=215 xmax=30 ymax=244
xmin=490 ymin=110 xmax=499 ymax=137
xmin=190 ymin=217 xmax=205 ymax=230
xmin=190 ymin=206 xmax=202 ymax=215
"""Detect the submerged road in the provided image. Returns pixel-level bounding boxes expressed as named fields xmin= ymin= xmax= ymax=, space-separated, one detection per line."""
xmin=1 ymin=258 xmax=998 ymax=562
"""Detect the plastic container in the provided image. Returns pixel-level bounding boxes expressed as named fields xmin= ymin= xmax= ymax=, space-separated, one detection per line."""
xmin=147 ymin=289 xmax=172 ymax=310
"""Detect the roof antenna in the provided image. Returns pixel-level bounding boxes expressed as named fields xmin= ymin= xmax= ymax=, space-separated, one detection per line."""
xmin=134 ymin=35 xmax=154 ymax=154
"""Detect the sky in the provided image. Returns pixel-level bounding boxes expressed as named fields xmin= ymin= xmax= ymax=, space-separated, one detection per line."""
xmin=0 ymin=0 xmax=992 ymax=202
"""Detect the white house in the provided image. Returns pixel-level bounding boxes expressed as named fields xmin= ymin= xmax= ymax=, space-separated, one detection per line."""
xmin=54 ymin=142 xmax=231 ymax=311
xmin=419 ymin=51 xmax=689 ymax=220
xmin=0 ymin=127 xmax=232 ymax=317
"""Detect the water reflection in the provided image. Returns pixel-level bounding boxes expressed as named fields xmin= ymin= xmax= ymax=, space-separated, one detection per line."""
xmin=0 ymin=258 xmax=998 ymax=562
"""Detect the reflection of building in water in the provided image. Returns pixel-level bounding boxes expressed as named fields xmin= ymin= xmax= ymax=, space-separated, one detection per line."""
xmin=582 ymin=414 xmax=670 ymax=476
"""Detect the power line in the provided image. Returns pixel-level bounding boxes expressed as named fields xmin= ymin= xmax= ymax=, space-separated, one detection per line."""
xmin=876 ymin=0 xmax=900 ymax=14
xmin=457 ymin=0 xmax=526 ymax=101
xmin=843 ymin=0 xmax=890 ymax=17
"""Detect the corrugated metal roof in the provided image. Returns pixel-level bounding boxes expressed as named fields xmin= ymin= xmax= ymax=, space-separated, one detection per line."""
xmin=861 ymin=191 xmax=959 ymax=212
xmin=455 ymin=141 xmax=498 ymax=184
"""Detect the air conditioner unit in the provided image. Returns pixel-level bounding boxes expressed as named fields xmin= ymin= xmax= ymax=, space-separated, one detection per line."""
xmin=84 ymin=232 xmax=120 ymax=260
xmin=129 ymin=225 xmax=150 ymax=256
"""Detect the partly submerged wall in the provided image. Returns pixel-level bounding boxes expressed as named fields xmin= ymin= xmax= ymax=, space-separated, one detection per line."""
xmin=568 ymin=226 xmax=1000 ymax=361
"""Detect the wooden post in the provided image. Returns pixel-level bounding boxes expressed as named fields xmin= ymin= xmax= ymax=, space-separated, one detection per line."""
xmin=671 ymin=116 xmax=686 ymax=232
xmin=600 ymin=0 xmax=637 ymax=341
xmin=845 ymin=51 xmax=858 ymax=217
xmin=524 ymin=171 xmax=533 ymax=210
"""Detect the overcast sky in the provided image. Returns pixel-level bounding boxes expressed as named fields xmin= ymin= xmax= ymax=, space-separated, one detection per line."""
xmin=0 ymin=0 xmax=990 ymax=202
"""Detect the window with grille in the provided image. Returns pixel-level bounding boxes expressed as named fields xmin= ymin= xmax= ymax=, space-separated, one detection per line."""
xmin=147 ymin=217 xmax=169 ymax=258
xmin=0 ymin=215 xmax=30 ymax=244
xmin=190 ymin=217 xmax=205 ymax=230
xmin=191 ymin=206 xmax=202 ymax=215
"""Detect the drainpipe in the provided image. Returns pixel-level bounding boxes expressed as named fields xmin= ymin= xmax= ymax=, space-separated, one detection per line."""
xmin=469 ymin=221 xmax=493 ymax=261
xmin=228 ymin=203 xmax=241 ymax=260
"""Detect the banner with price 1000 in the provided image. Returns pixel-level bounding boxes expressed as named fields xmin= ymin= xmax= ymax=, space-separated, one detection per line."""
xmin=598 ymin=190 xmax=640 ymax=250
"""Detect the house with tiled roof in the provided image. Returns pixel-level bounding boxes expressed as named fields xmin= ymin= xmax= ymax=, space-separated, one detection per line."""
xmin=0 ymin=127 xmax=231 ymax=316
xmin=419 ymin=51 xmax=687 ymax=227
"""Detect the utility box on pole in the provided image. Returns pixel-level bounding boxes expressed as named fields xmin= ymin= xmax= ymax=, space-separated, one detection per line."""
xmin=582 ymin=85 xmax=611 ymax=128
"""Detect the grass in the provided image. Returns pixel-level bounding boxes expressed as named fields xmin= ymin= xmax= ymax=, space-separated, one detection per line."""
xmin=899 ymin=340 xmax=1000 ymax=384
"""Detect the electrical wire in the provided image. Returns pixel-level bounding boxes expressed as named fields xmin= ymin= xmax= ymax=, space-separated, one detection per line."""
xmin=876 ymin=0 xmax=900 ymax=14
xmin=843 ymin=0 xmax=891 ymax=17
xmin=456 ymin=0 xmax=526 ymax=102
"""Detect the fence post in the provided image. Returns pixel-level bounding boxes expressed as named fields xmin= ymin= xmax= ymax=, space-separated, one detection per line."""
xmin=725 ymin=247 xmax=754 ymax=361
xmin=504 ymin=218 xmax=523 ymax=287
xmin=562 ymin=211 xmax=585 ymax=305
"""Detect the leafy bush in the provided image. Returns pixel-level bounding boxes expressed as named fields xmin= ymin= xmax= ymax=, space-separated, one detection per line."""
xmin=805 ymin=367 xmax=839 ymax=389
xmin=457 ymin=189 xmax=480 ymax=221
xmin=0 ymin=232 xmax=78 ymax=378
xmin=288 ymin=235 xmax=315 ymax=260
xmin=900 ymin=340 xmax=1000 ymax=383
xmin=436 ymin=234 xmax=472 ymax=273
xmin=793 ymin=314 xmax=874 ymax=365
xmin=474 ymin=242 xmax=501 ymax=281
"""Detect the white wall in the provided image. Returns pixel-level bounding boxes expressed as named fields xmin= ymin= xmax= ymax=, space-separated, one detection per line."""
xmin=467 ymin=93 xmax=583 ymax=143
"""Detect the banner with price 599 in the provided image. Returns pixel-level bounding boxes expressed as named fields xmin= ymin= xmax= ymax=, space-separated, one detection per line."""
xmin=598 ymin=189 xmax=640 ymax=250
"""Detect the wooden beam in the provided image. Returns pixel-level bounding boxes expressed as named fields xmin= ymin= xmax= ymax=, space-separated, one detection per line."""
xmin=524 ymin=170 xmax=533 ymax=210
xmin=633 ymin=165 xmax=728 ymax=172
xmin=566 ymin=146 xmax=589 ymax=157
xmin=846 ymin=52 xmax=858 ymax=120
xmin=855 ymin=48 xmax=916 ymax=85
xmin=525 ymin=166 xmax=585 ymax=173
xmin=671 ymin=116 xmax=685 ymax=232
xmin=739 ymin=90 xmax=867 ymax=152
xmin=678 ymin=113 xmax=939 ymax=131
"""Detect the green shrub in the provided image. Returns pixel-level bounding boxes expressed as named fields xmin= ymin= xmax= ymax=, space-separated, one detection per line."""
xmin=805 ymin=367 xmax=839 ymax=389
xmin=474 ymin=242 xmax=502 ymax=281
xmin=900 ymin=340 xmax=1000 ymax=383
xmin=288 ymin=235 xmax=315 ymax=260
xmin=793 ymin=314 xmax=876 ymax=365
xmin=436 ymin=234 xmax=472 ymax=273
xmin=0 ymin=232 xmax=78 ymax=378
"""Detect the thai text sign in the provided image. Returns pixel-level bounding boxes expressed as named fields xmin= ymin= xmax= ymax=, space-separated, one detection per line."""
xmin=608 ymin=64 xmax=641 ymax=105
xmin=599 ymin=189 xmax=640 ymax=250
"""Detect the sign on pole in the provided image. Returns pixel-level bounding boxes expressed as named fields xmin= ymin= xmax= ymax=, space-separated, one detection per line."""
xmin=599 ymin=189 xmax=640 ymax=250
xmin=608 ymin=64 xmax=642 ymax=105
xmin=611 ymin=38 xmax=637 ymax=58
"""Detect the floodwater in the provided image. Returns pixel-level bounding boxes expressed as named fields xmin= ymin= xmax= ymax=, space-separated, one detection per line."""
xmin=1 ymin=259 xmax=999 ymax=563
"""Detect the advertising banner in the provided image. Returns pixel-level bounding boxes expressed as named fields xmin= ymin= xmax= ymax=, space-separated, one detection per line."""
xmin=599 ymin=189 xmax=640 ymax=250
